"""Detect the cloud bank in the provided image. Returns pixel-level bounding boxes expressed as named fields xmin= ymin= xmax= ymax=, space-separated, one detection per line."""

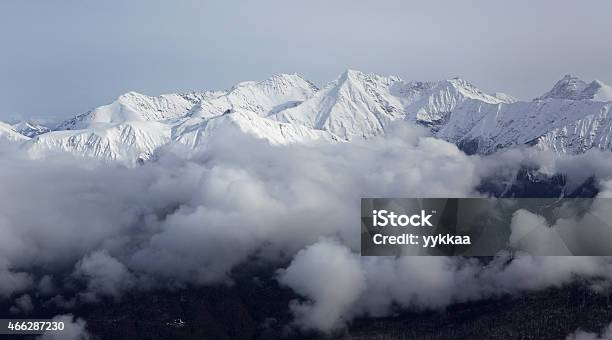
xmin=2 ymin=124 xmax=612 ymax=332
xmin=280 ymin=239 xmax=612 ymax=332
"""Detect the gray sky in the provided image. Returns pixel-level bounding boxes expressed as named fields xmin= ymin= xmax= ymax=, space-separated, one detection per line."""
xmin=1 ymin=0 xmax=611 ymax=122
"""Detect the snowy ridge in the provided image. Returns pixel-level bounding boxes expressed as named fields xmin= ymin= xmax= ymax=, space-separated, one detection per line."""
xmin=273 ymin=70 xmax=406 ymax=140
xmin=443 ymin=75 xmax=612 ymax=154
xmin=25 ymin=73 xmax=324 ymax=162
xmin=12 ymin=121 xmax=50 ymax=138
xmin=187 ymin=73 xmax=317 ymax=120
xmin=274 ymin=70 xmax=514 ymax=140
xmin=175 ymin=110 xmax=337 ymax=149
xmin=173 ymin=73 xmax=322 ymax=147
xmin=438 ymin=99 xmax=612 ymax=154
xmin=0 ymin=121 xmax=29 ymax=144
xmin=28 ymin=121 xmax=172 ymax=163
xmin=494 ymin=92 xmax=518 ymax=103
xmin=55 ymin=91 xmax=215 ymax=130
xmin=533 ymin=103 xmax=612 ymax=154
xmin=5 ymin=71 xmax=612 ymax=162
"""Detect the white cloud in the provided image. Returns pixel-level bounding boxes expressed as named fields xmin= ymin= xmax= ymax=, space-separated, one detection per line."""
xmin=278 ymin=239 xmax=365 ymax=332
xmin=2 ymin=126 xmax=612 ymax=332
xmin=280 ymin=240 xmax=612 ymax=331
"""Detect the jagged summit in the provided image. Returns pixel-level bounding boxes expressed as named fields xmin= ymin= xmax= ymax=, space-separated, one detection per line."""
xmin=537 ymin=75 xmax=612 ymax=102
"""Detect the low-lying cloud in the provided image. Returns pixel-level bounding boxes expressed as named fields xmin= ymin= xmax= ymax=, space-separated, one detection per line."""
xmin=279 ymin=239 xmax=612 ymax=332
xmin=2 ymin=123 xmax=612 ymax=332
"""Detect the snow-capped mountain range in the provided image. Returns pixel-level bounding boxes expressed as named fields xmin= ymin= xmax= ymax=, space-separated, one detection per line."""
xmin=2 ymin=70 xmax=612 ymax=162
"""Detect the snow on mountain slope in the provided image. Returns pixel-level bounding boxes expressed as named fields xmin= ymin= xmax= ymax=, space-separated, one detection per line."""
xmin=269 ymin=71 xmax=612 ymax=154
xmin=494 ymin=92 xmax=518 ymax=103
xmin=397 ymin=77 xmax=511 ymax=127
xmin=56 ymin=91 xmax=214 ymax=130
xmin=175 ymin=110 xmax=338 ymax=148
xmin=27 ymin=121 xmax=172 ymax=163
xmin=26 ymin=74 xmax=323 ymax=162
xmin=187 ymin=73 xmax=318 ymax=120
xmin=592 ymin=80 xmax=612 ymax=102
xmin=437 ymin=98 xmax=612 ymax=154
xmin=272 ymin=70 xmax=405 ymax=140
xmin=0 ymin=121 xmax=30 ymax=144
xmin=433 ymin=76 xmax=612 ymax=154
xmin=536 ymin=75 xmax=612 ymax=102
xmin=272 ymin=70 xmax=509 ymax=140
xmin=55 ymin=73 xmax=317 ymax=133
xmin=532 ymin=103 xmax=612 ymax=153
xmin=12 ymin=121 xmax=50 ymax=137
xmin=149 ymin=73 xmax=327 ymax=152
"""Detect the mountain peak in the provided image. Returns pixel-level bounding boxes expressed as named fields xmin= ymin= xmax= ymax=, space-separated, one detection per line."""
xmin=268 ymin=72 xmax=306 ymax=82
xmin=446 ymin=77 xmax=472 ymax=88
xmin=536 ymin=74 xmax=612 ymax=101
xmin=340 ymin=68 xmax=361 ymax=77
xmin=117 ymin=91 xmax=148 ymax=101
xmin=443 ymin=77 xmax=508 ymax=104
xmin=335 ymin=69 xmax=402 ymax=88
xmin=229 ymin=73 xmax=318 ymax=95
xmin=261 ymin=73 xmax=318 ymax=92
xmin=337 ymin=69 xmax=365 ymax=83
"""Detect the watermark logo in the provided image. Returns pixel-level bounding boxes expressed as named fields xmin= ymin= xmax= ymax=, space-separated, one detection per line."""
xmin=372 ymin=209 xmax=435 ymax=227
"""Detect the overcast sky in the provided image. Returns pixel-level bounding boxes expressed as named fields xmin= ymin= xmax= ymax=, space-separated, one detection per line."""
xmin=1 ymin=0 xmax=611 ymax=122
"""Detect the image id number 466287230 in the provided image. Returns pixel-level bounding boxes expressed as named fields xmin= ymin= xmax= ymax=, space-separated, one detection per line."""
xmin=0 ymin=319 xmax=65 ymax=335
